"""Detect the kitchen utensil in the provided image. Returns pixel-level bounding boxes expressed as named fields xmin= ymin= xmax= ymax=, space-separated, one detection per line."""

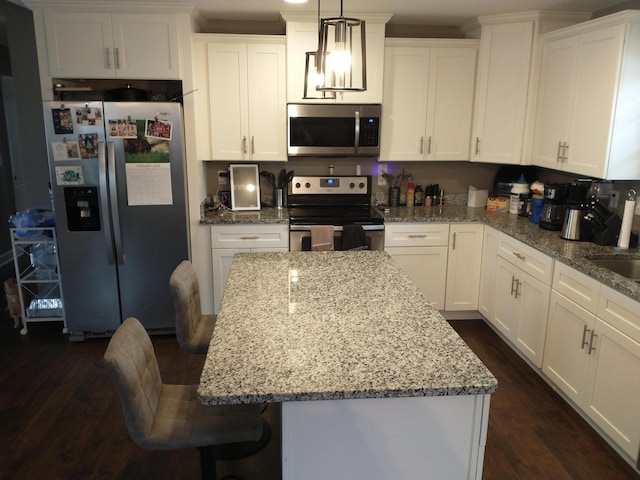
xmin=561 ymin=206 xmax=583 ymax=240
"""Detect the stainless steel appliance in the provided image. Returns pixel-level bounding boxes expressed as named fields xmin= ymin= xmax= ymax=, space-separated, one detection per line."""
xmin=287 ymin=104 xmax=381 ymax=157
xmin=561 ymin=206 xmax=583 ymax=241
xmin=43 ymin=101 xmax=189 ymax=339
xmin=288 ymin=175 xmax=384 ymax=251
xmin=539 ymin=183 xmax=569 ymax=231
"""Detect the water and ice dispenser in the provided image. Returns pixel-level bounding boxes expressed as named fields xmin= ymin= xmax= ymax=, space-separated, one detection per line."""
xmin=63 ymin=187 xmax=101 ymax=231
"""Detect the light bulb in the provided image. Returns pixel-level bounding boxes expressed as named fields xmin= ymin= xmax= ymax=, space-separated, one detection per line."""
xmin=327 ymin=47 xmax=351 ymax=73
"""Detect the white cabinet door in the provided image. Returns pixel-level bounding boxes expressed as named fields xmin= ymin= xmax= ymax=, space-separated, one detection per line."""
xmin=381 ymin=41 xmax=477 ymax=161
xmin=515 ymin=269 xmax=551 ymax=368
xmin=493 ymin=256 xmax=519 ymax=340
xmin=110 ymin=14 xmax=180 ymax=79
xmin=45 ymin=12 xmax=114 ymax=78
xmin=211 ymin=247 xmax=242 ymax=314
xmin=444 ymin=224 xmax=483 ymax=311
xmin=386 ymin=246 xmax=448 ymax=309
xmin=478 ymin=226 xmax=499 ymax=321
xmin=543 ymin=291 xmax=595 ymax=405
xmin=44 ymin=12 xmax=180 ymax=79
xmin=585 ymin=318 xmax=640 ymax=460
xmin=472 ymin=22 xmax=533 ymax=164
xmin=381 ymin=46 xmax=430 ymax=160
xmin=208 ymin=39 xmax=286 ymax=161
xmin=531 ymin=35 xmax=577 ymax=170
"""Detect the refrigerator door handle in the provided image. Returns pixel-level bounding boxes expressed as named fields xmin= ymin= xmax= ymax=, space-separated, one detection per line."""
xmin=107 ymin=141 xmax=125 ymax=264
xmin=99 ymin=142 xmax=116 ymax=264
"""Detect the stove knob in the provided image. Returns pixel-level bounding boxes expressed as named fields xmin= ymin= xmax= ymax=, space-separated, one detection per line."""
xmin=305 ymin=182 xmax=311 ymax=189
xmin=349 ymin=182 xmax=355 ymax=189
xmin=359 ymin=182 xmax=365 ymax=189
xmin=295 ymin=182 xmax=301 ymax=189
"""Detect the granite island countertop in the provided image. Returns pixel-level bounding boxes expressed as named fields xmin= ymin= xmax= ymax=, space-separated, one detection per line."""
xmin=198 ymin=251 xmax=498 ymax=405
xmin=201 ymin=205 xmax=640 ymax=302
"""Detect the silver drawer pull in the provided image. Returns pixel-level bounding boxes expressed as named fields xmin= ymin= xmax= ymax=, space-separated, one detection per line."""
xmin=513 ymin=252 xmax=526 ymax=261
xmin=240 ymin=235 xmax=260 ymax=240
xmin=408 ymin=234 xmax=427 ymax=238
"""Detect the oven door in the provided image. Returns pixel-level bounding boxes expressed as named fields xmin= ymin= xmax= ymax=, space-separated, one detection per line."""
xmin=289 ymin=225 xmax=385 ymax=251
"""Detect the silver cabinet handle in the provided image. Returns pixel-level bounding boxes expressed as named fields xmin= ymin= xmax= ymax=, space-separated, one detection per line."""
xmin=452 ymin=232 xmax=456 ymax=250
xmin=106 ymin=48 xmax=112 ymax=69
xmin=510 ymin=275 xmax=518 ymax=296
xmin=514 ymin=279 xmax=522 ymax=299
xmin=251 ymin=136 xmax=255 ymax=154
xmin=408 ymin=234 xmax=427 ymax=238
xmin=513 ymin=252 xmax=526 ymax=261
xmin=114 ymin=47 xmax=121 ymax=69
xmin=557 ymin=141 xmax=563 ymax=162
xmin=581 ymin=325 xmax=590 ymax=349
xmin=588 ymin=330 xmax=597 ymax=354
xmin=240 ymin=235 xmax=260 ymax=240
xmin=562 ymin=142 xmax=569 ymax=162
xmin=427 ymin=136 xmax=432 ymax=155
xmin=420 ymin=136 xmax=424 ymax=154
xmin=475 ymin=137 xmax=480 ymax=155
xmin=242 ymin=136 xmax=248 ymax=154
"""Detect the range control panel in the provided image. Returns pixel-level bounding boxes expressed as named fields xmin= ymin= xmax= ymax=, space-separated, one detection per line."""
xmin=291 ymin=176 xmax=371 ymax=195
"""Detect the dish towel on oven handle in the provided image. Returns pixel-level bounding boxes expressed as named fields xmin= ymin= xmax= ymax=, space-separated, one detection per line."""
xmin=311 ymin=225 xmax=334 ymax=251
xmin=342 ymin=224 xmax=369 ymax=250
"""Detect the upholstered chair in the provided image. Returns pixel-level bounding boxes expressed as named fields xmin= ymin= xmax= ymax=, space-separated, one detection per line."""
xmin=103 ymin=317 xmax=268 ymax=480
xmin=170 ymin=260 xmax=217 ymax=354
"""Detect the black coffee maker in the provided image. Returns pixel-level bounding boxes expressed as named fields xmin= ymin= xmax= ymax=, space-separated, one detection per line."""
xmin=539 ymin=183 xmax=570 ymax=230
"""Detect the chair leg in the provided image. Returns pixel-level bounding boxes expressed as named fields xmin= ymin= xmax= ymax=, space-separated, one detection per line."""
xmin=198 ymin=446 xmax=216 ymax=480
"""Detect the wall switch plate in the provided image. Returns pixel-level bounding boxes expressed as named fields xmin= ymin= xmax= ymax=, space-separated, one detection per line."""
xmin=378 ymin=163 xmax=387 ymax=186
xmin=218 ymin=170 xmax=228 ymax=185
xmin=610 ymin=190 xmax=620 ymax=209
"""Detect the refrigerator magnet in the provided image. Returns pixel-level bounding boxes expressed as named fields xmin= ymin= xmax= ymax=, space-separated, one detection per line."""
xmin=108 ymin=119 xmax=137 ymax=138
xmin=78 ymin=133 xmax=99 ymax=158
xmin=51 ymin=140 xmax=81 ymax=161
xmin=55 ymin=166 xmax=84 ymax=185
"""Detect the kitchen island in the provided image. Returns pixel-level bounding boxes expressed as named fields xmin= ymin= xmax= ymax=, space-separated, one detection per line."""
xmin=198 ymin=251 xmax=497 ymax=479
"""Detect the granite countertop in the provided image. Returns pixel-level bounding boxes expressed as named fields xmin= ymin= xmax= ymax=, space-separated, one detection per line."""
xmin=198 ymin=251 xmax=498 ymax=405
xmin=200 ymin=204 xmax=640 ymax=302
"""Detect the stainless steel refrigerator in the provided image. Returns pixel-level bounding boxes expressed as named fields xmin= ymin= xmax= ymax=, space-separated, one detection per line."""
xmin=43 ymin=101 xmax=189 ymax=339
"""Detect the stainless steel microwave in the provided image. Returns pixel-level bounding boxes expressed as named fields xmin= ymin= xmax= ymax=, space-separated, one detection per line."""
xmin=287 ymin=104 xmax=381 ymax=157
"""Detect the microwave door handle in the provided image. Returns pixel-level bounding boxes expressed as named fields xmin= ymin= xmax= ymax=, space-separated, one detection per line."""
xmin=354 ymin=110 xmax=360 ymax=153
xmin=98 ymin=142 xmax=116 ymax=265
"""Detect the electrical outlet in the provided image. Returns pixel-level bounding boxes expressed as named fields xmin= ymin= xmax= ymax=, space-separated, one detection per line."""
xmin=378 ymin=163 xmax=387 ymax=186
xmin=610 ymin=190 xmax=620 ymax=209
xmin=218 ymin=170 xmax=228 ymax=185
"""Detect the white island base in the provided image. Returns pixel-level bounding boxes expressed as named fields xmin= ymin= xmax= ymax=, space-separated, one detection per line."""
xmin=282 ymin=394 xmax=491 ymax=480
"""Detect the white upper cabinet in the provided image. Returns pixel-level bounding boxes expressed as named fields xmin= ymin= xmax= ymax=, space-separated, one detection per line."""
xmin=532 ymin=11 xmax=640 ymax=180
xmin=471 ymin=21 xmax=534 ymax=164
xmin=381 ymin=39 xmax=478 ymax=161
xmin=283 ymin=15 xmax=389 ymax=104
xmin=44 ymin=12 xmax=180 ymax=79
xmin=207 ymin=38 xmax=287 ymax=162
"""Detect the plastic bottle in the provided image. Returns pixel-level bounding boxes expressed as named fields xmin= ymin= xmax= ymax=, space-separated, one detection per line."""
xmin=414 ymin=184 xmax=424 ymax=206
xmin=509 ymin=174 xmax=530 ymax=215
xmin=406 ymin=182 xmax=415 ymax=206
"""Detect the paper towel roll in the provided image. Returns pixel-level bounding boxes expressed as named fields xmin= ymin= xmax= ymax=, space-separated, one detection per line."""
xmin=617 ymin=199 xmax=635 ymax=249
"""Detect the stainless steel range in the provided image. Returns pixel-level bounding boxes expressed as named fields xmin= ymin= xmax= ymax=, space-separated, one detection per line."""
xmin=288 ymin=175 xmax=385 ymax=251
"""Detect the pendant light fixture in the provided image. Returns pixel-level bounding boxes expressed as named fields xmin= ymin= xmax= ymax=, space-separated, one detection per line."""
xmin=303 ymin=0 xmax=336 ymax=99
xmin=316 ymin=0 xmax=367 ymax=92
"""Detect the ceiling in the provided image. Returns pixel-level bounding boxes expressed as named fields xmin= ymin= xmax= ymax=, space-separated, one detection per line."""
xmin=194 ymin=0 xmax=629 ymax=25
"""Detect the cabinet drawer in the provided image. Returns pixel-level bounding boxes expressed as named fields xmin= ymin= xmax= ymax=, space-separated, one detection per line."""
xmin=384 ymin=223 xmax=450 ymax=247
xmin=497 ymin=233 xmax=554 ymax=285
xmin=598 ymin=285 xmax=640 ymax=344
xmin=552 ymin=261 xmax=601 ymax=314
xmin=211 ymin=224 xmax=289 ymax=249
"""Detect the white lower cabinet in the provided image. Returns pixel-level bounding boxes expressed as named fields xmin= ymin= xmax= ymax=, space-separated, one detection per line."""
xmin=211 ymin=224 xmax=288 ymax=314
xmin=444 ymin=224 xmax=483 ymax=311
xmin=385 ymin=223 xmax=449 ymax=309
xmin=478 ymin=226 xmax=499 ymax=321
xmin=543 ymin=262 xmax=640 ymax=462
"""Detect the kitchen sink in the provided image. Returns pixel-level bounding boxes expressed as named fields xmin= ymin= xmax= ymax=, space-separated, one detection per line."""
xmin=590 ymin=258 xmax=640 ymax=281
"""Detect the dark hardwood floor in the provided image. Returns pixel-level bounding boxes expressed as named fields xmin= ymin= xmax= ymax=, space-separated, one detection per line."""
xmin=0 ymin=304 xmax=638 ymax=479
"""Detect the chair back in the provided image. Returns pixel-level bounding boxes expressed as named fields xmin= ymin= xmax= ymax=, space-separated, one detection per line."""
xmin=169 ymin=260 xmax=202 ymax=351
xmin=104 ymin=317 xmax=163 ymax=448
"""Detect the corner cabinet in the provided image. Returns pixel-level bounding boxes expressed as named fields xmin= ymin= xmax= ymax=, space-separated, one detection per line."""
xmin=282 ymin=15 xmax=389 ymax=104
xmin=531 ymin=11 xmax=640 ymax=179
xmin=384 ymin=223 xmax=449 ymax=310
xmin=207 ymin=37 xmax=287 ymax=161
xmin=543 ymin=262 xmax=640 ymax=463
xmin=381 ymin=39 xmax=478 ymax=161
xmin=43 ymin=12 xmax=181 ymax=79
xmin=211 ymin=224 xmax=289 ymax=314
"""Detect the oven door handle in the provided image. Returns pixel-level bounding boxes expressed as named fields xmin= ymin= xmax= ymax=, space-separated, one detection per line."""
xmin=289 ymin=224 xmax=385 ymax=232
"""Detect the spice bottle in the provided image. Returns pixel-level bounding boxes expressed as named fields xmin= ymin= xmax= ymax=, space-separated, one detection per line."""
xmin=414 ymin=184 xmax=424 ymax=206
